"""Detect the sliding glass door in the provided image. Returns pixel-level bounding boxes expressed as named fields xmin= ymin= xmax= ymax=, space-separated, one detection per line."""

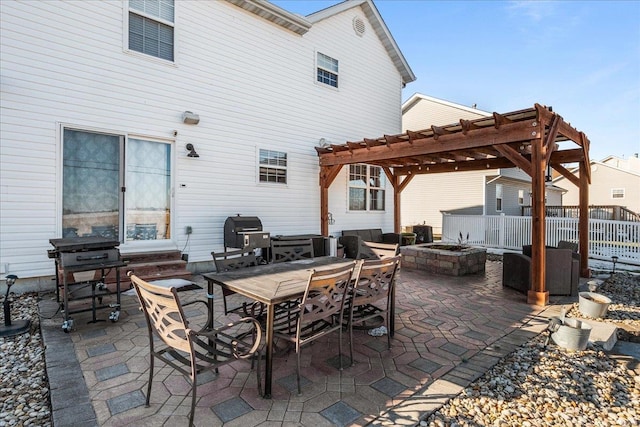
xmin=62 ymin=128 xmax=171 ymax=242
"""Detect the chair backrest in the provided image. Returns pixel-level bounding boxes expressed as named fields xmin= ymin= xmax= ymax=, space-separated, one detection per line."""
xmin=298 ymin=262 xmax=358 ymax=327
xmin=130 ymin=274 xmax=193 ymax=354
xmin=352 ymin=255 xmax=400 ymax=307
xmin=212 ymin=249 xmax=257 ymax=272
xmin=358 ymin=241 xmax=399 ymax=260
xmin=557 ymin=240 xmax=578 ymax=253
xmin=271 ymin=239 xmax=314 ymax=263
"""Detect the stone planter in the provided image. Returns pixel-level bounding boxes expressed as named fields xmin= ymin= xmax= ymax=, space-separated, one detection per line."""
xmin=579 ymin=292 xmax=612 ymax=319
xmin=400 ymin=243 xmax=486 ymax=276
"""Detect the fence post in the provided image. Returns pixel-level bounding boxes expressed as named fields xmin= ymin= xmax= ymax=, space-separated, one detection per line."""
xmin=499 ymin=213 xmax=505 ymax=249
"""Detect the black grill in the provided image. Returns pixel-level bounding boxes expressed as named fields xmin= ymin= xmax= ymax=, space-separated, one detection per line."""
xmin=49 ymin=236 xmax=125 ymax=332
xmin=224 ymin=215 xmax=270 ymax=250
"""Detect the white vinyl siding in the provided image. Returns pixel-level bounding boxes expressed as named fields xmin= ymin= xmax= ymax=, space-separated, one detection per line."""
xmin=0 ymin=0 xmax=404 ymax=279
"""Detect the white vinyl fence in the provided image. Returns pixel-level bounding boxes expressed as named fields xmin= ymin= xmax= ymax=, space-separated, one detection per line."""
xmin=441 ymin=214 xmax=640 ymax=266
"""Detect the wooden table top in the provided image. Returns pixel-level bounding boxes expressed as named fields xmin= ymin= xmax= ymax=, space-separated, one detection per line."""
xmin=203 ymin=257 xmax=355 ymax=305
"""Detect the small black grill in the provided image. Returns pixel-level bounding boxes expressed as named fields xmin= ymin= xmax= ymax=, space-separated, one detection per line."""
xmin=224 ymin=215 xmax=270 ymax=250
xmin=49 ymin=236 xmax=125 ymax=332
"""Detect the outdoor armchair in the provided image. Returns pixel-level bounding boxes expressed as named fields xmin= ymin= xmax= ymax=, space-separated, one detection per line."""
xmin=130 ymin=273 xmax=262 ymax=426
xmin=212 ymin=249 xmax=263 ymax=317
xmin=272 ymin=262 xmax=359 ymax=394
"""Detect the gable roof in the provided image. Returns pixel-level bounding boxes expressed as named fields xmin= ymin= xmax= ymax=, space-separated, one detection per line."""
xmin=228 ymin=0 xmax=415 ymax=85
xmin=306 ymin=0 xmax=415 ymax=85
xmin=402 ymin=93 xmax=491 ymax=117
xmin=553 ymin=159 xmax=640 ymax=182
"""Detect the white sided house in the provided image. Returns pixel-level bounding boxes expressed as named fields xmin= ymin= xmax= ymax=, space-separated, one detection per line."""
xmin=0 ymin=0 xmax=415 ymax=285
xmin=400 ymin=94 xmax=563 ymax=238
xmin=553 ymin=155 xmax=640 ymax=216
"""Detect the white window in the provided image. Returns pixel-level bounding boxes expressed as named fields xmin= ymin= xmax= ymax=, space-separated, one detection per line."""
xmin=612 ymin=188 xmax=625 ymax=199
xmin=317 ymin=52 xmax=338 ymax=88
xmin=348 ymin=165 xmax=385 ymax=211
xmin=496 ymin=184 xmax=503 ymax=212
xmin=259 ymin=149 xmax=287 ymax=184
xmin=518 ymin=189 xmax=525 ymax=205
xmin=129 ymin=0 xmax=175 ymax=61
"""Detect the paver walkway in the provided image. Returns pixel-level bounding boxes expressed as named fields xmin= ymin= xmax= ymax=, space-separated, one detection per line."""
xmin=40 ymin=260 xmax=569 ymax=426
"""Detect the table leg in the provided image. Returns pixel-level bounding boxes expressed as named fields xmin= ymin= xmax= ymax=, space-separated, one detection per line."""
xmin=390 ymin=282 xmax=395 ymax=337
xmin=264 ymin=304 xmax=275 ymax=398
xmin=206 ymin=279 xmax=215 ymax=330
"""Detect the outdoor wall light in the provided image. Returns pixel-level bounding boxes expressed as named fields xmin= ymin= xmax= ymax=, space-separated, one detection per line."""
xmin=182 ymin=111 xmax=200 ymax=125
xmin=612 ymin=256 xmax=619 ymax=274
xmin=327 ymin=212 xmax=335 ymax=225
xmin=186 ymin=143 xmax=199 ymax=158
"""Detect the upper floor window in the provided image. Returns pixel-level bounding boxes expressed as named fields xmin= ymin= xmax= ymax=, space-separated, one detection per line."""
xmin=317 ymin=52 xmax=338 ymax=88
xmin=612 ymin=188 xmax=625 ymax=199
xmin=518 ymin=189 xmax=525 ymax=206
xmin=129 ymin=0 xmax=175 ymax=61
xmin=259 ymin=149 xmax=287 ymax=184
xmin=496 ymin=184 xmax=503 ymax=212
xmin=349 ymin=164 xmax=385 ymax=211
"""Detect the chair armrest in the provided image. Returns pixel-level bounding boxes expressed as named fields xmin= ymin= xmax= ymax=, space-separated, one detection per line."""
xmin=196 ymin=317 xmax=263 ymax=359
xmin=502 ymin=252 xmax=532 ymax=293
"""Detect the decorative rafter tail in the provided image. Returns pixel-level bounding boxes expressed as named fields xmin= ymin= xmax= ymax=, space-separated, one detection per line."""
xmin=431 ymin=125 xmax=451 ymax=140
xmin=493 ymin=112 xmax=513 ymax=129
xmin=460 ymin=119 xmax=478 ymax=135
xmin=406 ymin=130 xmax=421 ymax=143
xmin=347 ymin=142 xmax=361 ymax=153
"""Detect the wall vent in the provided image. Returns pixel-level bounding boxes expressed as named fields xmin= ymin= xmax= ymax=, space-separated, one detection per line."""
xmin=353 ymin=16 xmax=366 ymax=36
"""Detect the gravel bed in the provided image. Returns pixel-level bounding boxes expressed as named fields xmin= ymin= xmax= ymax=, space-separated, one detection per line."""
xmin=421 ymin=272 xmax=640 ymax=427
xmin=0 ymin=293 xmax=51 ymax=427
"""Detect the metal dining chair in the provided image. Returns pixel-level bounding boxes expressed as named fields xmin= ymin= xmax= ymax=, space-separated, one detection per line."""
xmin=270 ymin=239 xmax=314 ymax=263
xmin=272 ymin=261 xmax=359 ymax=394
xmin=130 ymin=273 xmax=263 ymax=427
xmin=357 ymin=241 xmax=399 ymax=260
xmin=212 ymin=249 xmax=262 ymax=316
xmin=345 ymin=255 xmax=401 ymax=365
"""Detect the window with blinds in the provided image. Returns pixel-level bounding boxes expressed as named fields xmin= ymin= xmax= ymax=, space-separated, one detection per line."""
xmin=129 ymin=0 xmax=175 ymax=61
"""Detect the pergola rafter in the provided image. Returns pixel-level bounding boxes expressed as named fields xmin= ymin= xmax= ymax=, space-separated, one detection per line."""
xmin=316 ymin=104 xmax=591 ymax=306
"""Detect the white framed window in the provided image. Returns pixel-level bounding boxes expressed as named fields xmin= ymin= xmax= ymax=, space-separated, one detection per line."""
xmin=128 ymin=0 xmax=175 ymax=61
xmin=259 ymin=149 xmax=287 ymax=184
xmin=317 ymin=52 xmax=338 ymax=88
xmin=518 ymin=189 xmax=525 ymax=206
xmin=496 ymin=184 xmax=503 ymax=212
xmin=611 ymin=188 xmax=625 ymax=199
xmin=348 ymin=164 xmax=385 ymax=211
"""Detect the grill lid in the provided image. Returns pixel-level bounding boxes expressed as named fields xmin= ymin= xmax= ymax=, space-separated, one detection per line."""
xmin=224 ymin=215 xmax=263 ymax=232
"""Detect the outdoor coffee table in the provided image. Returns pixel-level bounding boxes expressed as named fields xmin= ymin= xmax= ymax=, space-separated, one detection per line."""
xmin=203 ymin=256 xmax=354 ymax=398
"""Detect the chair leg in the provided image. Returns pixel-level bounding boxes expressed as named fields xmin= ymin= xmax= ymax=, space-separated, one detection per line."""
xmin=349 ymin=321 xmax=354 ymax=367
xmin=145 ymin=354 xmax=154 ymax=407
xmin=338 ymin=328 xmax=343 ymax=371
xmin=296 ymin=346 xmax=302 ymax=395
xmin=386 ymin=314 xmax=391 ymax=350
xmin=189 ymin=376 xmax=197 ymax=427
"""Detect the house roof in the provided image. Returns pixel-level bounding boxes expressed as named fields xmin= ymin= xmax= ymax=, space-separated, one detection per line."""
xmin=316 ymin=103 xmax=589 ymax=178
xmin=228 ymin=0 xmax=415 ymax=85
xmin=553 ymin=159 xmax=640 ymax=181
xmin=402 ymin=93 xmax=492 ymax=117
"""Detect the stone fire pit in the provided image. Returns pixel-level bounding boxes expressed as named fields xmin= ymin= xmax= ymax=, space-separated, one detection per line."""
xmin=400 ymin=243 xmax=486 ymax=276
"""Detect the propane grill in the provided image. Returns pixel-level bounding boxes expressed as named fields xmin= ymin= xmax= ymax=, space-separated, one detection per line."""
xmin=224 ymin=215 xmax=270 ymax=251
xmin=49 ymin=236 xmax=126 ymax=332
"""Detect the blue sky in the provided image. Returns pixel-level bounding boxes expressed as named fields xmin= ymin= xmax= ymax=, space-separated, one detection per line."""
xmin=271 ymin=0 xmax=640 ymax=162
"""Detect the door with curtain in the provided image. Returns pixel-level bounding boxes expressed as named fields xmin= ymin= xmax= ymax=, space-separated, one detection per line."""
xmin=62 ymin=128 xmax=171 ymax=242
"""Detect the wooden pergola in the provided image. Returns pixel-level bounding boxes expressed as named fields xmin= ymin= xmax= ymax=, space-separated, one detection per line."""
xmin=316 ymin=103 xmax=591 ymax=306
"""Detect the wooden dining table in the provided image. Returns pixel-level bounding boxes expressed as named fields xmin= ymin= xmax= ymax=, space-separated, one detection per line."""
xmin=202 ymin=256 xmax=355 ymax=398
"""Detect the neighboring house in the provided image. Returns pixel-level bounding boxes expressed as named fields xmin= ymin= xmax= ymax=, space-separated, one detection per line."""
xmin=0 ymin=0 xmax=415 ymax=282
xmin=553 ymin=155 xmax=640 ymax=216
xmin=400 ymin=94 xmax=562 ymax=238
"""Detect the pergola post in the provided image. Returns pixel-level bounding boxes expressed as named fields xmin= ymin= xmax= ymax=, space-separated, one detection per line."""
xmin=527 ymin=137 xmax=549 ymax=306
xmin=579 ymin=161 xmax=590 ymax=277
